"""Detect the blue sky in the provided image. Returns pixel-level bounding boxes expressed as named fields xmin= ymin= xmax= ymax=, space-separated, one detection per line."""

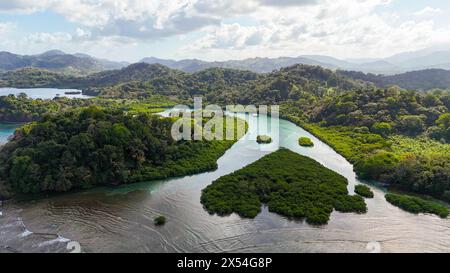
xmin=0 ymin=0 xmax=449 ymax=62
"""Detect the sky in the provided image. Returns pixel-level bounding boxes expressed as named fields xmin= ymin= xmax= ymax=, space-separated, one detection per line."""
xmin=0 ymin=0 xmax=450 ymax=62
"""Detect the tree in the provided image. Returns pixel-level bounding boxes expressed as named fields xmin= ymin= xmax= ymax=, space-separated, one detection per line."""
xmin=397 ymin=115 xmax=425 ymax=136
xmin=436 ymin=113 xmax=450 ymax=128
xmin=371 ymin=122 xmax=392 ymax=137
xmin=355 ymin=151 xmax=399 ymax=180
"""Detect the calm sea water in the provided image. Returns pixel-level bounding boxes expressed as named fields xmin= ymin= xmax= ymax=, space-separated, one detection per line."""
xmin=0 ymin=88 xmax=90 ymax=100
xmin=0 ymin=124 xmax=19 ymax=144
xmin=1 ymin=112 xmax=449 ymax=253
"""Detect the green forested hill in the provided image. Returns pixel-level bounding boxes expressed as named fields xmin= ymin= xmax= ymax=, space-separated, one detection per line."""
xmin=0 ymin=68 xmax=78 ymax=88
xmin=281 ymin=86 xmax=450 ymax=201
xmin=2 ymin=61 xmax=450 ymax=94
xmin=84 ymin=64 xmax=364 ymax=104
xmin=0 ymin=50 xmax=126 ymax=76
xmin=0 ymin=61 xmax=449 ymax=204
xmin=0 ymin=106 xmax=240 ymax=199
xmin=0 ymin=63 xmax=364 ymax=103
xmin=339 ymin=69 xmax=450 ymax=91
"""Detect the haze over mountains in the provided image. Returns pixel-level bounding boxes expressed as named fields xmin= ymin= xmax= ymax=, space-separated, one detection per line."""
xmin=1 ymin=47 xmax=450 ymax=76
xmin=0 ymin=50 xmax=128 ymax=75
xmin=2 ymin=48 xmax=450 ymax=91
xmin=141 ymin=49 xmax=450 ymax=74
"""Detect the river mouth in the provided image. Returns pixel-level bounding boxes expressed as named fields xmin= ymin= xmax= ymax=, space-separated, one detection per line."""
xmin=1 ymin=113 xmax=450 ymax=253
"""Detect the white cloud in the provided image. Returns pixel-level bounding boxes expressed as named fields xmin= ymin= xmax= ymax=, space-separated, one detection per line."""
xmin=414 ymin=7 xmax=442 ymax=17
xmin=25 ymin=32 xmax=73 ymax=44
xmin=257 ymin=0 xmax=319 ymax=7
xmin=183 ymin=0 xmax=450 ymax=60
xmin=0 ymin=0 xmax=449 ymax=61
xmin=0 ymin=22 xmax=14 ymax=34
xmin=0 ymin=0 xmax=53 ymax=13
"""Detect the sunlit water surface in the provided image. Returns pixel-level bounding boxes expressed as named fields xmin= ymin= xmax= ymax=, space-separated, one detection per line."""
xmin=0 ymin=124 xmax=18 ymax=145
xmin=0 ymin=88 xmax=90 ymax=100
xmin=1 ymin=112 xmax=449 ymax=253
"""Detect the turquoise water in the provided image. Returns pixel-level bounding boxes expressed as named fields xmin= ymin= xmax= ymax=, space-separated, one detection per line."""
xmin=0 ymin=124 xmax=20 ymax=144
xmin=0 ymin=88 xmax=90 ymax=100
xmin=1 ymin=112 xmax=449 ymax=253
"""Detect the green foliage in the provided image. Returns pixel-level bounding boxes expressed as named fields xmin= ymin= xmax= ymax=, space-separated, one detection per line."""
xmin=430 ymin=113 xmax=450 ymax=143
xmin=385 ymin=193 xmax=449 ymax=218
xmin=354 ymin=184 xmax=374 ymax=198
xmin=257 ymin=135 xmax=272 ymax=144
xmin=436 ymin=113 xmax=450 ymax=128
xmin=371 ymin=122 xmax=392 ymax=137
xmin=300 ymin=87 xmax=448 ymax=140
xmin=201 ymin=149 xmax=367 ymax=225
xmin=298 ymin=137 xmax=314 ymax=147
xmin=355 ymin=151 xmax=400 ymax=180
xmin=443 ymin=191 xmax=450 ymax=203
xmin=396 ymin=115 xmax=425 ymax=136
xmin=282 ymin=113 xmax=450 ymax=200
xmin=388 ymin=135 xmax=450 ymax=157
xmin=0 ymin=95 xmax=177 ymax=123
xmin=0 ymin=68 xmax=77 ymax=88
xmin=1 ymin=62 xmax=448 ymax=203
xmin=0 ymin=107 xmax=243 ymax=199
xmin=1 ymin=64 xmax=363 ymax=105
xmin=339 ymin=69 xmax=450 ymax=91
xmin=383 ymin=136 xmax=450 ymax=197
xmin=293 ymin=123 xmax=388 ymax=164
xmin=154 ymin=216 xmax=166 ymax=226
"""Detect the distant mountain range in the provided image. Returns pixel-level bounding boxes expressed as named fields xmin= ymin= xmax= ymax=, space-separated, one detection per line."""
xmin=140 ymin=49 xmax=450 ymax=75
xmin=2 ymin=61 xmax=450 ymax=94
xmin=1 ymin=47 xmax=450 ymax=76
xmin=1 ymin=47 xmax=450 ymax=91
xmin=339 ymin=69 xmax=450 ymax=91
xmin=0 ymin=50 xmax=128 ymax=75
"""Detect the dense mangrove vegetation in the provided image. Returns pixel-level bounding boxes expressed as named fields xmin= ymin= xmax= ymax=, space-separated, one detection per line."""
xmin=154 ymin=216 xmax=167 ymax=226
xmin=281 ymin=86 xmax=450 ymax=202
xmin=385 ymin=193 xmax=449 ymax=218
xmin=1 ymin=62 xmax=449 ymax=211
xmin=201 ymin=149 xmax=367 ymax=225
xmin=298 ymin=137 xmax=314 ymax=147
xmin=355 ymin=185 xmax=374 ymax=198
xmin=256 ymin=135 xmax=272 ymax=144
xmin=0 ymin=106 xmax=243 ymax=199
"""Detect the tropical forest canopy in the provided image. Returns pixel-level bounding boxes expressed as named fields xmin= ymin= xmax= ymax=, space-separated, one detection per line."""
xmin=0 ymin=62 xmax=449 ymax=203
xmin=0 ymin=106 xmax=241 ymax=199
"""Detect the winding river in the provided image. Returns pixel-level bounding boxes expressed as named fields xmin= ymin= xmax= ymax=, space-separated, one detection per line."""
xmin=1 ymin=111 xmax=450 ymax=253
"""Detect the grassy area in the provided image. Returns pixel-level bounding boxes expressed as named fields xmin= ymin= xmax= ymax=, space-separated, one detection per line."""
xmin=300 ymin=123 xmax=388 ymax=163
xmin=385 ymin=193 xmax=449 ymax=218
xmin=298 ymin=137 xmax=314 ymax=147
xmin=201 ymin=148 xmax=367 ymax=225
xmin=388 ymin=135 xmax=450 ymax=158
xmin=355 ymin=185 xmax=374 ymax=198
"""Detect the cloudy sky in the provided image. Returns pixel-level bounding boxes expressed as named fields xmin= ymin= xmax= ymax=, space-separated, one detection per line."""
xmin=0 ymin=0 xmax=449 ymax=62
